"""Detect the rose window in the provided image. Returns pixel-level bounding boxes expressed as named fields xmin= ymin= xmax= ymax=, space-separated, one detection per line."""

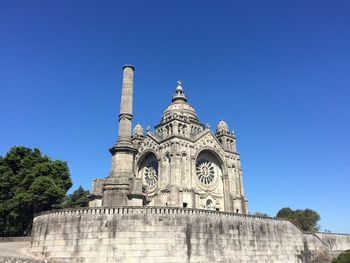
xmin=144 ymin=160 xmax=158 ymax=187
xmin=196 ymin=158 xmax=215 ymax=185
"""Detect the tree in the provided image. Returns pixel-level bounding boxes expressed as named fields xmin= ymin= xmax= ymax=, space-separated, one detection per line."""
xmin=61 ymin=186 xmax=90 ymax=208
xmin=252 ymin=212 xmax=270 ymax=217
xmin=276 ymin=207 xmax=320 ymax=232
xmin=0 ymin=146 xmax=72 ymax=236
xmin=332 ymin=250 xmax=350 ymax=263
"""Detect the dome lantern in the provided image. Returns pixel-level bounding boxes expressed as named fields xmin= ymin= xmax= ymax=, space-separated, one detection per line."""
xmin=161 ymin=81 xmax=199 ymax=122
xmin=172 ymin=80 xmax=187 ymax=102
xmin=133 ymin=123 xmax=144 ymax=136
xmin=216 ymin=120 xmax=230 ymax=133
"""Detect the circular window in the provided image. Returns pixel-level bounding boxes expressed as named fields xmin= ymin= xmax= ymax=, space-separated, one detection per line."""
xmin=141 ymin=156 xmax=158 ymax=188
xmin=144 ymin=165 xmax=158 ymax=187
xmin=196 ymin=158 xmax=215 ymax=185
xmin=194 ymin=151 xmax=222 ymax=191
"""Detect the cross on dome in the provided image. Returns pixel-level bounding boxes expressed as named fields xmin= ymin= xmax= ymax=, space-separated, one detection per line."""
xmin=176 ymin=80 xmax=183 ymax=92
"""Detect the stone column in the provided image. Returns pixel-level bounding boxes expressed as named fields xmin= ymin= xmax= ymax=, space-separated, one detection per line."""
xmin=102 ymin=65 xmax=145 ymax=207
xmin=190 ymin=157 xmax=197 ymax=208
xmin=169 ymin=151 xmax=180 ymax=206
xmin=222 ymin=174 xmax=232 ymax=212
xmin=117 ymin=65 xmax=134 ymax=145
xmin=109 ymin=64 xmax=136 ymax=179
xmin=239 ymin=169 xmax=248 ymax=214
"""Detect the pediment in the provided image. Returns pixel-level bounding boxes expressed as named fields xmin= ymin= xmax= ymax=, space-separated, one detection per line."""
xmin=193 ymin=131 xmax=226 ymax=156
xmin=136 ymin=135 xmax=160 ymax=160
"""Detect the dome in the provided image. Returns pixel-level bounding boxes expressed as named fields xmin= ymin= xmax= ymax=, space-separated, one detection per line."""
xmin=216 ymin=120 xmax=229 ymax=133
xmin=161 ymin=81 xmax=199 ymax=122
xmin=162 ymin=101 xmax=198 ymax=122
xmin=133 ymin=123 xmax=144 ymax=136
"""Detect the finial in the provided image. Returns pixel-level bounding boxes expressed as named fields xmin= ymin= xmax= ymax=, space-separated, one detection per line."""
xmin=176 ymin=80 xmax=183 ymax=92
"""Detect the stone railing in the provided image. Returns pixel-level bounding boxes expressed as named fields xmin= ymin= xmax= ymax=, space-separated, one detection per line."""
xmin=316 ymin=231 xmax=350 ymax=236
xmin=0 ymin=236 xmax=31 ymax=242
xmin=34 ymin=206 xmax=287 ymax=223
xmin=0 ymin=257 xmax=56 ymax=263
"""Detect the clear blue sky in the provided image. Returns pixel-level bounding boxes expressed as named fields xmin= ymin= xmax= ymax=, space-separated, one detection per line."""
xmin=1 ymin=1 xmax=349 ymax=233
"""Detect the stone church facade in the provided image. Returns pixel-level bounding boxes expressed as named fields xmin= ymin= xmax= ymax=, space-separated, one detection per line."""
xmin=89 ymin=65 xmax=248 ymax=214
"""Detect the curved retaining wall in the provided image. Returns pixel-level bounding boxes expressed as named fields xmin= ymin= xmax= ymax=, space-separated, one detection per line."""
xmin=315 ymin=232 xmax=350 ymax=251
xmin=29 ymin=207 xmax=350 ymax=263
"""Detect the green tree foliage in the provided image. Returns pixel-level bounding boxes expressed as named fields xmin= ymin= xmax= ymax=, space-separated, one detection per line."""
xmin=252 ymin=212 xmax=270 ymax=217
xmin=61 ymin=186 xmax=89 ymax=208
xmin=276 ymin=207 xmax=320 ymax=232
xmin=0 ymin=146 xmax=72 ymax=236
xmin=332 ymin=250 xmax=350 ymax=263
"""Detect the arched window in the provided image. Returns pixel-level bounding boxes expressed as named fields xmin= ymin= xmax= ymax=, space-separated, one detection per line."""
xmin=195 ymin=150 xmax=224 ymax=211
xmin=206 ymin=199 xmax=214 ymax=210
xmin=181 ymin=153 xmax=187 ymax=184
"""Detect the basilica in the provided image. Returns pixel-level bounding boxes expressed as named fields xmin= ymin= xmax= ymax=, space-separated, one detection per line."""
xmin=89 ymin=65 xmax=248 ymax=214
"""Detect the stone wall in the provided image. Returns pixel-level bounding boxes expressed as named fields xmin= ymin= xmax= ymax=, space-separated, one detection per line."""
xmin=0 ymin=237 xmax=31 ymax=242
xmin=316 ymin=232 xmax=350 ymax=251
xmin=29 ymin=207 xmax=350 ymax=263
xmin=0 ymin=257 xmax=55 ymax=263
xmin=0 ymin=240 xmax=56 ymax=263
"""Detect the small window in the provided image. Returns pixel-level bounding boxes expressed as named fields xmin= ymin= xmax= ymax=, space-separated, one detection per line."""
xmin=206 ymin=199 xmax=214 ymax=210
xmin=183 ymin=202 xmax=188 ymax=208
xmin=236 ymin=209 xmax=239 ymax=213
xmin=216 ymin=208 xmax=219 ymax=211
xmin=165 ymin=202 xmax=168 ymax=206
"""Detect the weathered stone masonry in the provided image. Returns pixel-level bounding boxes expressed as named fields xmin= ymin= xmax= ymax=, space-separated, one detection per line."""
xmin=30 ymin=207 xmax=350 ymax=263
